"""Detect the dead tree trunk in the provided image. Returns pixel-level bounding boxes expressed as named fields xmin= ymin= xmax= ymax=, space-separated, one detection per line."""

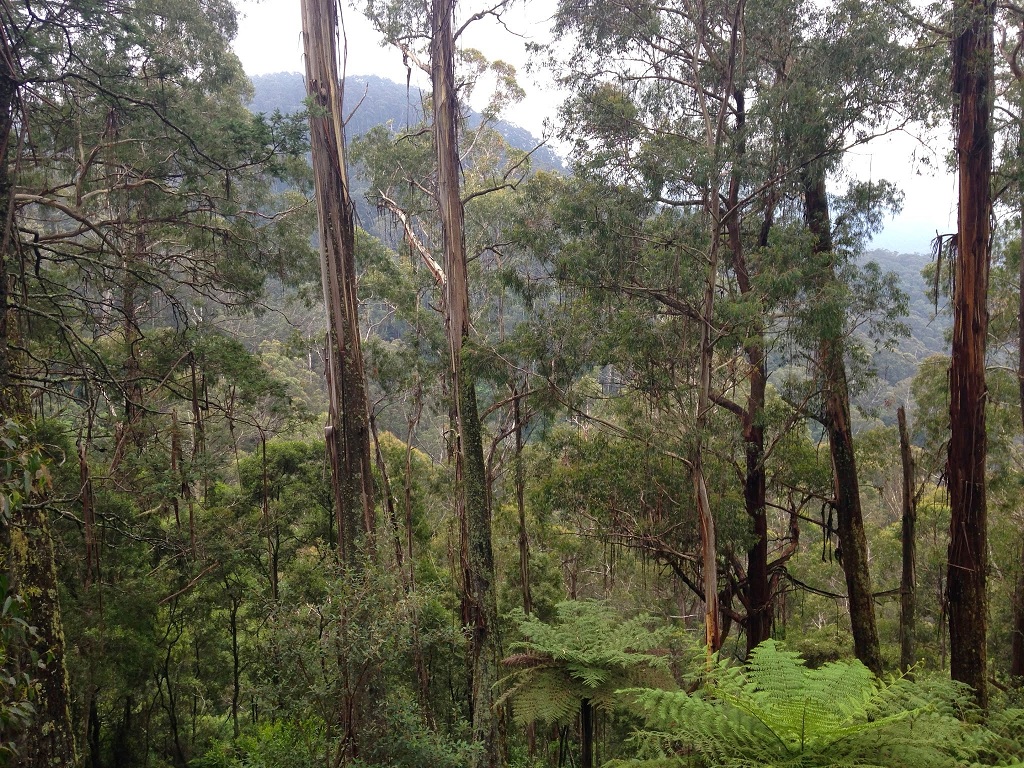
xmin=803 ymin=171 xmax=883 ymax=677
xmin=898 ymin=406 xmax=917 ymax=674
xmin=430 ymin=0 xmax=502 ymax=763
xmin=947 ymin=0 xmax=993 ymax=707
xmin=300 ymin=0 xmax=376 ymax=562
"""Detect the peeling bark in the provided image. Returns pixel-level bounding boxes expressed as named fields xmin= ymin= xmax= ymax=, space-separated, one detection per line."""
xmin=431 ymin=0 xmax=502 ymax=762
xmin=300 ymin=0 xmax=376 ymax=562
xmin=947 ymin=0 xmax=993 ymax=706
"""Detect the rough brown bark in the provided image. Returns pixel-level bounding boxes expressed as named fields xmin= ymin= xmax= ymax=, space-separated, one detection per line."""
xmin=430 ymin=0 xmax=502 ymax=763
xmin=725 ymin=89 xmax=771 ymax=654
xmin=898 ymin=406 xmax=917 ymax=674
xmin=300 ymin=0 xmax=376 ymax=562
xmin=947 ymin=0 xmax=992 ymax=707
xmin=803 ymin=172 xmax=883 ymax=677
xmin=1 ymin=38 xmax=77 ymax=767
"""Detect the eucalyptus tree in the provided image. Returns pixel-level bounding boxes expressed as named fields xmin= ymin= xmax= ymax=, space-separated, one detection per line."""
xmin=549 ymin=0 xmax=928 ymax=669
xmin=358 ymin=0 xmax=538 ymax=761
xmin=301 ymin=0 xmax=376 ymax=562
xmin=946 ymin=0 xmax=994 ymax=705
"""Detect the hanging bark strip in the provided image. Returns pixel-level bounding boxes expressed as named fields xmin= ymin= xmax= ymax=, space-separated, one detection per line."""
xmin=431 ymin=0 xmax=502 ymax=763
xmin=947 ymin=0 xmax=993 ymax=707
xmin=300 ymin=0 xmax=375 ymax=561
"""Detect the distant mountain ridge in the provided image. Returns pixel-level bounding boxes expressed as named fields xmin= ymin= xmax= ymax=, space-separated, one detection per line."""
xmin=248 ymin=72 xmax=565 ymax=173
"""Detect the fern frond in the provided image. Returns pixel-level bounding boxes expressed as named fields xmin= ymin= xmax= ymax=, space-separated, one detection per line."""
xmin=620 ymin=640 xmax=986 ymax=768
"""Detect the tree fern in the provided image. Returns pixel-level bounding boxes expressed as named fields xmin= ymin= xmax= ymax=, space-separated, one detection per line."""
xmin=498 ymin=600 xmax=674 ymax=726
xmin=614 ymin=640 xmax=1019 ymax=768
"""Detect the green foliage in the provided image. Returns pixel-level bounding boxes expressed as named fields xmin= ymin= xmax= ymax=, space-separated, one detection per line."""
xmin=616 ymin=640 xmax=1021 ymax=768
xmin=0 ymin=577 xmax=43 ymax=766
xmin=500 ymin=600 xmax=674 ymax=726
xmin=0 ymin=421 xmax=54 ymax=765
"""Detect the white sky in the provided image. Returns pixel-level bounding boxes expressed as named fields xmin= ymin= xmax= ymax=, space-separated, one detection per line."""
xmin=231 ymin=0 xmax=957 ymax=255
xmin=232 ymin=0 xmax=561 ymax=137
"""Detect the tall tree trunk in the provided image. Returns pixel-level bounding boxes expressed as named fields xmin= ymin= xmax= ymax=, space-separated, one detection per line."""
xmin=1009 ymin=56 xmax=1024 ymax=684
xmin=9 ymin=501 xmax=79 ymax=767
xmin=431 ymin=0 xmax=502 ymax=763
xmin=947 ymin=0 xmax=993 ymax=707
xmin=514 ymin=388 xmax=533 ymax=615
xmin=694 ymin=237 xmax=721 ymax=653
xmin=580 ymin=698 xmax=594 ymax=768
xmin=300 ymin=0 xmax=376 ymax=562
xmin=725 ymin=89 xmax=771 ymax=654
xmin=898 ymin=406 xmax=917 ymax=674
xmin=803 ymin=172 xmax=883 ymax=676
xmin=0 ymin=49 xmax=20 ymax=414
xmin=0 ymin=45 xmax=78 ymax=768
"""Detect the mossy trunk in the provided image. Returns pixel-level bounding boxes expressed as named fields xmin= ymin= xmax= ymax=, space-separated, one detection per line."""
xmin=947 ymin=0 xmax=992 ymax=707
xmin=9 ymin=504 xmax=79 ymax=767
xmin=1 ymin=48 xmax=77 ymax=768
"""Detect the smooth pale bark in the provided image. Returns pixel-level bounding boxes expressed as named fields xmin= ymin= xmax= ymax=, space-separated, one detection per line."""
xmin=430 ymin=0 xmax=502 ymax=763
xmin=694 ymin=218 xmax=721 ymax=652
xmin=947 ymin=0 xmax=992 ymax=707
xmin=804 ymin=173 xmax=883 ymax=677
xmin=300 ymin=0 xmax=376 ymax=561
xmin=898 ymin=406 xmax=917 ymax=675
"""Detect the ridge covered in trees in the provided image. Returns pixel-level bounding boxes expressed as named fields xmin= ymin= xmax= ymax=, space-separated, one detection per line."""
xmin=3 ymin=0 xmax=1024 ymax=767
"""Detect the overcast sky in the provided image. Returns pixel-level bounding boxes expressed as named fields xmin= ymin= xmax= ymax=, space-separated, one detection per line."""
xmin=231 ymin=0 xmax=957 ymax=255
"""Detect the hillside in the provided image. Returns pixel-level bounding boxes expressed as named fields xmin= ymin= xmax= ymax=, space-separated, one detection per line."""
xmin=249 ymin=72 xmax=565 ymax=172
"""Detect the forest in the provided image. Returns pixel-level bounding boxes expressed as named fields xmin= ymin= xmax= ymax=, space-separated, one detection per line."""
xmin=3 ymin=0 xmax=1024 ymax=766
